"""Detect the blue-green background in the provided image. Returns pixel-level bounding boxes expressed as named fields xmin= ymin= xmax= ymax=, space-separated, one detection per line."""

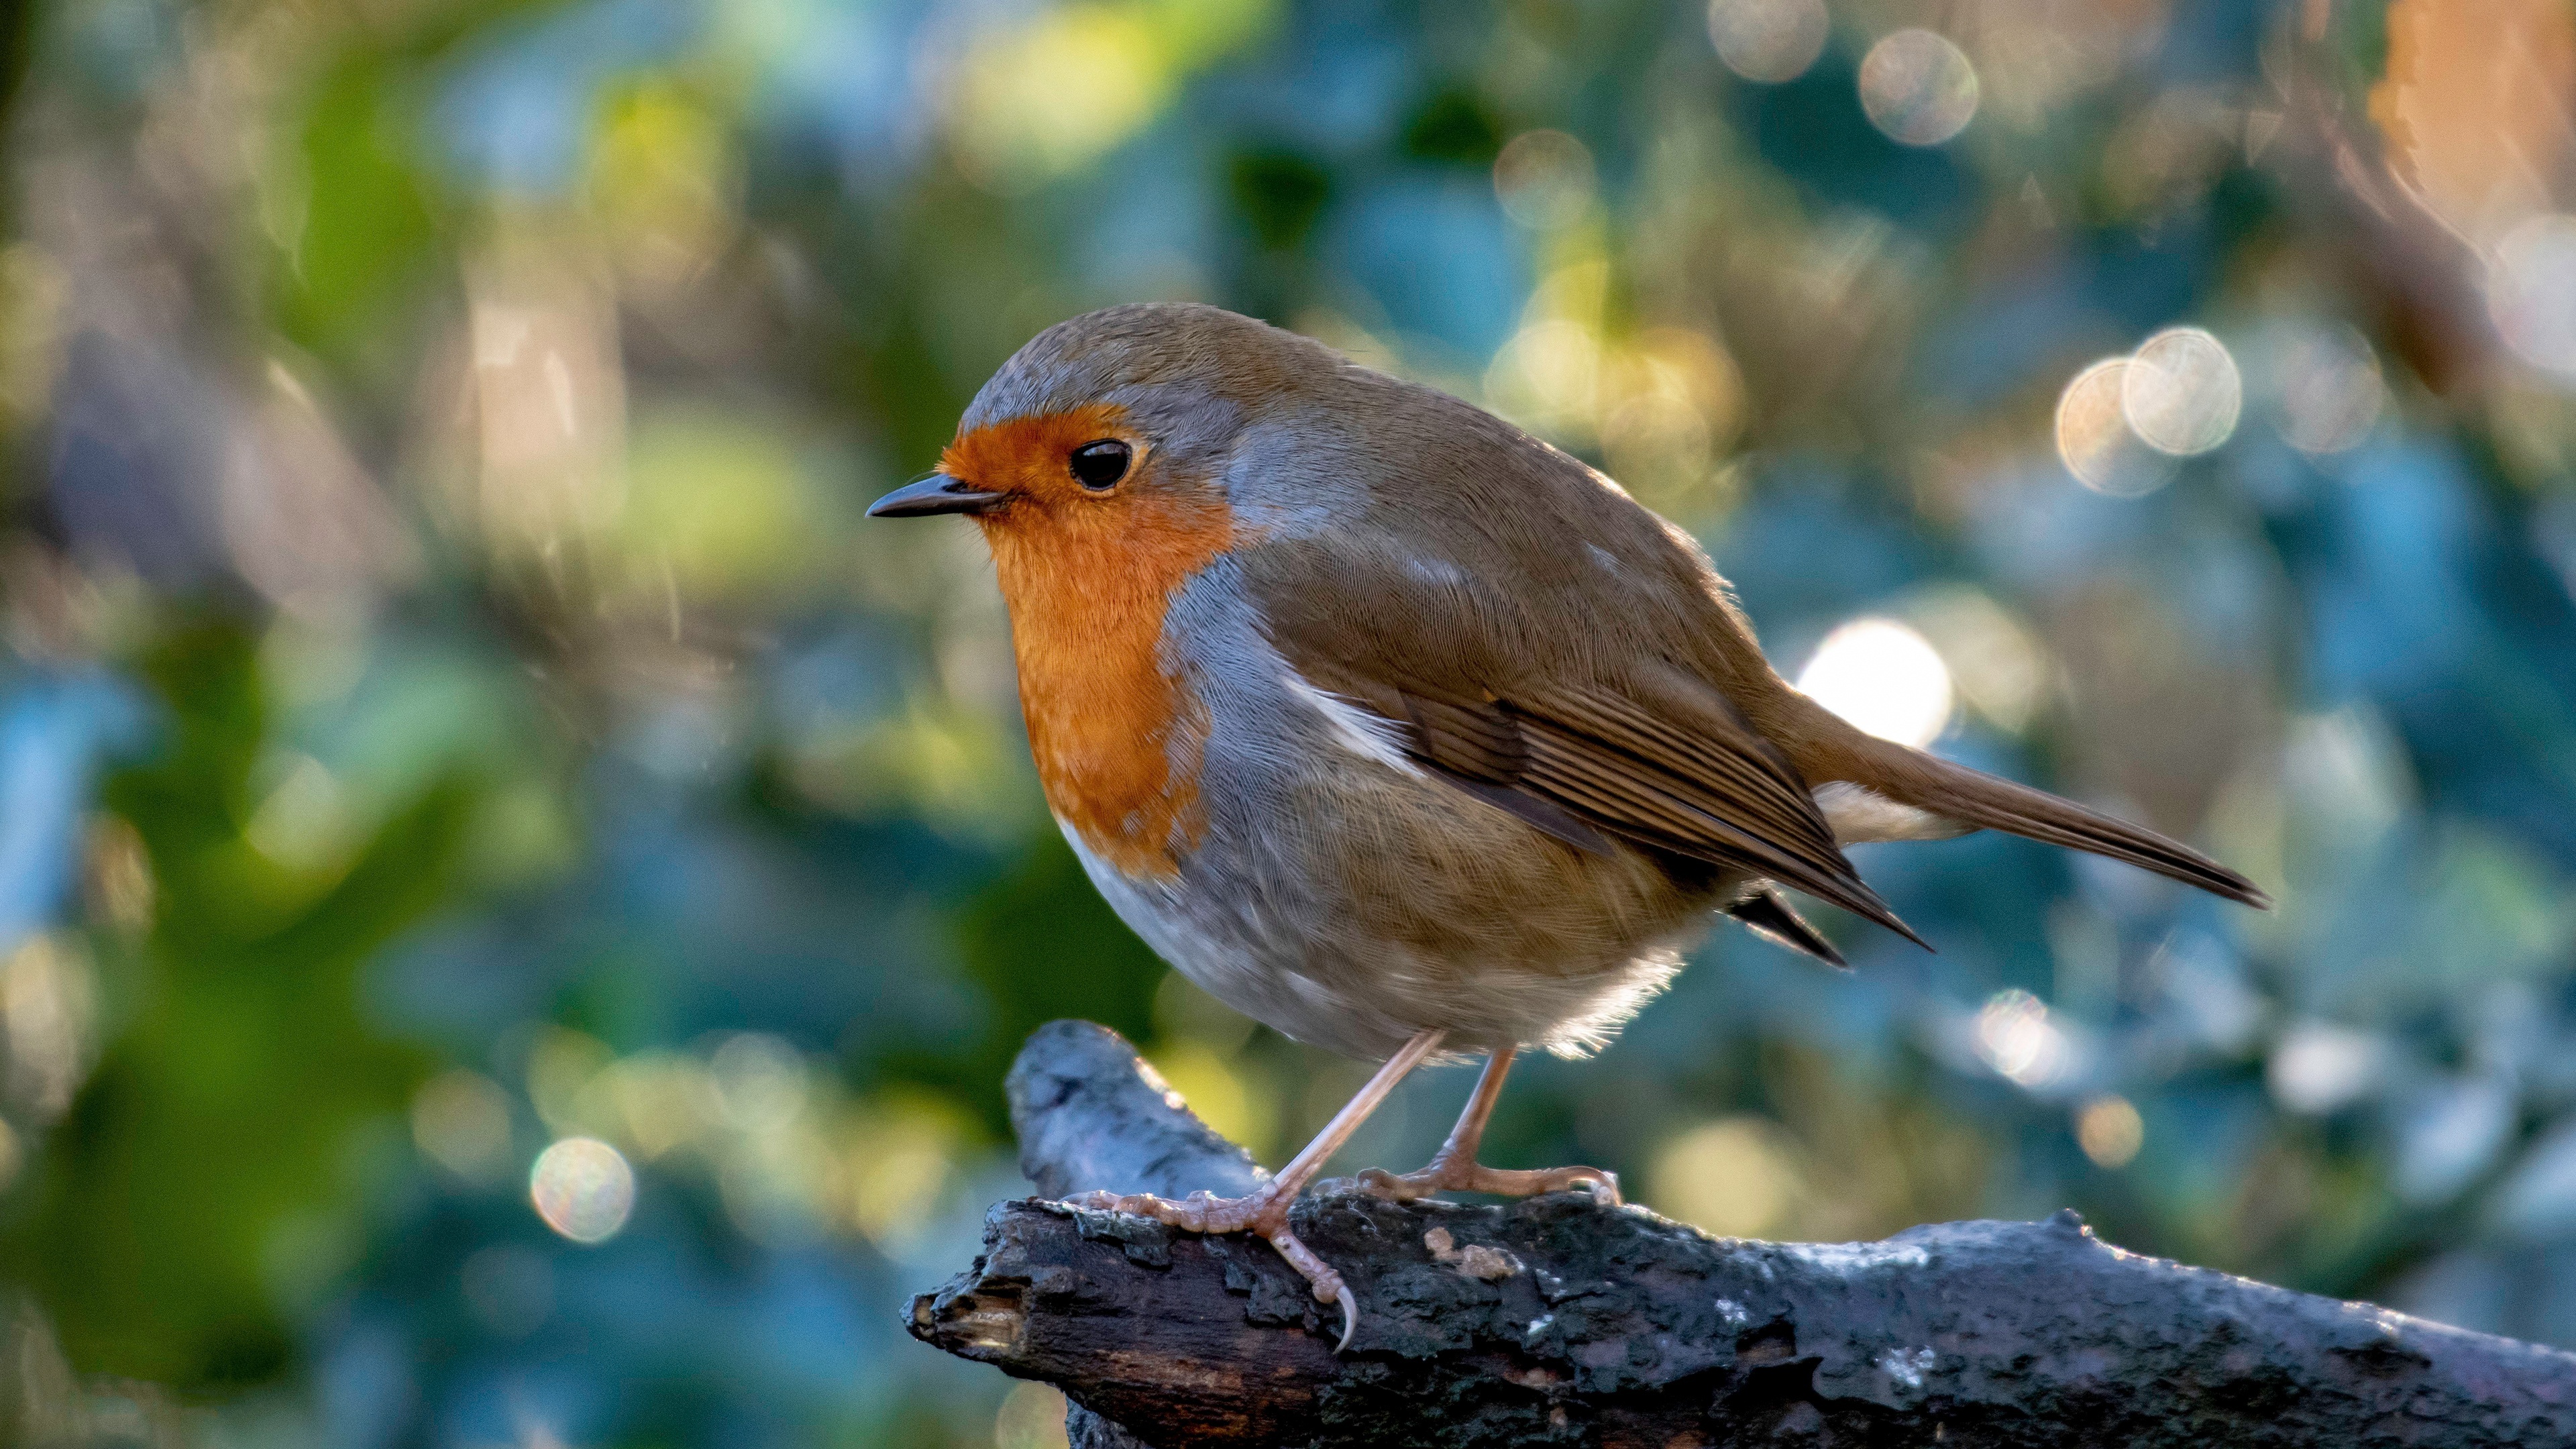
xmin=3 ymin=0 xmax=2576 ymax=1444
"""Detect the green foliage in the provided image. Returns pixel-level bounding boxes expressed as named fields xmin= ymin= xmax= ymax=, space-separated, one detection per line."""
xmin=1227 ymin=147 xmax=1334 ymax=250
xmin=940 ymin=834 xmax=1167 ymax=1130
xmin=273 ymin=53 xmax=441 ymax=374
xmin=1 ymin=627 xmax=474 ymax=1388
xmin=1400 ymin=85 xmax=1507 ymax=166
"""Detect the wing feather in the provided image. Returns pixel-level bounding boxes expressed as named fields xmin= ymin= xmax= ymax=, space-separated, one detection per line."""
xmin=1514 ymin=712 xmax=1921 ymax=945
xmin=1275 ymin=630 xmax=1925 ymax=947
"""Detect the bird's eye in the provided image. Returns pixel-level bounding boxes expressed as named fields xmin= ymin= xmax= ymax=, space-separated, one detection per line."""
xmin=1069 ymin=439 xmax=1132 ymax=491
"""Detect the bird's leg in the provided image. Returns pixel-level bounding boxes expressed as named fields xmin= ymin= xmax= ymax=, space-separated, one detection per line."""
xmin=1069 ymin=1027 xmax=1446 ymax=1350
xmin=1350 ymin=1046 xmax=1621 ymax=1205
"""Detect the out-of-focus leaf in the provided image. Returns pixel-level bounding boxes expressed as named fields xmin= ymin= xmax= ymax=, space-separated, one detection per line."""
xmin=936 ymin=833 xmax=1166 ymax=1130
xmin=0 ymin=627 xmax=474 ymax=1387
xmin=273 ymin=54 xmax=440 ymax=371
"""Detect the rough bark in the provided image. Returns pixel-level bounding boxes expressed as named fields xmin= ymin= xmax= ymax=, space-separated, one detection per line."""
xmin=908 ymin=1020 xmax=2576 ymax=1447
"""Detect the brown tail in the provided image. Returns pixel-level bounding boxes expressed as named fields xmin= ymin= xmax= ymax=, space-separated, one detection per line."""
xmin=1781 ymin=706 xmax=2270 ymax=909
xmin=1727 ymin=886 xmax=1851 ymax=969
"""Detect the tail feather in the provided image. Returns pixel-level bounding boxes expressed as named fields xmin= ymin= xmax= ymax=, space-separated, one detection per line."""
xmin=1788 ymin=714 xmax=2270 ymax=910
xmin=1727 ymin=887 xmax=1851 ymax=969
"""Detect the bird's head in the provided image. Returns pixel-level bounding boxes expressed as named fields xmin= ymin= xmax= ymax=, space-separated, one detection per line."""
xmin=867 ymin=303 xmax=1330 ymax=553
xmin=868 ymin=306 xmax=1336 ymax=875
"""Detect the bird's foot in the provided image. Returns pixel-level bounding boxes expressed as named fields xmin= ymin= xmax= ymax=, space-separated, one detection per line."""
xmin=1349 ymin=1155 xmax=1621 ymax=1206
xmin=1067 ymin=1184 xmax=1361 ymax=1350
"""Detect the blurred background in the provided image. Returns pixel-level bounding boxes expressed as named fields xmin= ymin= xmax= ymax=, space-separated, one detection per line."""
xmin=0 ymin=0 xmax=2573 ymax=1442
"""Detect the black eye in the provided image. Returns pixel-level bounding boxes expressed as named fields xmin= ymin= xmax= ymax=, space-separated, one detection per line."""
xmin=1069 ymin=439 xmax=1131 ymax=490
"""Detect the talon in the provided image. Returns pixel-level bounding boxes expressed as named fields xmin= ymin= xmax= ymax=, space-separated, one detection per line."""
xmin=1036 ymin=1029 xmax=1445 ymax=1350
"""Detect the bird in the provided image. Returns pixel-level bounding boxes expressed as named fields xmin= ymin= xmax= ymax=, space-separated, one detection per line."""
xmin=869 ymin=302 xmax=2264 ymax=1348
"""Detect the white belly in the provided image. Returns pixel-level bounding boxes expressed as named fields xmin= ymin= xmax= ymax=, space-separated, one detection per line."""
xmin=1057 ymin=820 xmax=1316 ymax=1028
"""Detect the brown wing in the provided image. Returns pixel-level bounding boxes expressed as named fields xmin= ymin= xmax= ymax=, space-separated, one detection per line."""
xmin=1289 ymin=653 xmax=1927 ymax=949
xmin=1220 ymin=417 xmax=1923 ymax=949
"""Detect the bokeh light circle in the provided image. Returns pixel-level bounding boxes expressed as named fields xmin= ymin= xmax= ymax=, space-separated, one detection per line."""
xmin=1652 ymin=1117 xmax=1801 ymax=1238
xmin=531 ymin=1136 xmax=636 ymax=1244
xmin=1858 ymin=30 xmax=1979 ymax=146
xmin=2055 ymin=358 xmax=2174 ymax=498
xmin=1794 ymin=618 xmax=1953 ymax=748
xmin=2076 ymin=1095 xmax=2144 ymax=1168
xmin=1492 ymin=130 xmax=1597 ymax=230
xmin=2122 ymin=326 xmax=2241 ymax=456
xmin=1976 ymin=989 xmax=2070 ymax=1089
xmin=996 ymin=1382 xmax=1071 ymax=1449
xmin=2489 ymin=213 xmax=2576 ymax=378
xmin=1707 ymin=0 xmax=1831 ymax=85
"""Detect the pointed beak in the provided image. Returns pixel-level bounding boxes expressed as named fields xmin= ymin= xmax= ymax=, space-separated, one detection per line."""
xmin=867 ymin=473 xmax=1004 ymax=518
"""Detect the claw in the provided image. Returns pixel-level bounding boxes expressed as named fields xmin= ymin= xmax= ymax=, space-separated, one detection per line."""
xmin=1053 ymin=1027 xmax=1448 ymax=1356
xmin=1063 ymin=1185 xmax=1364 ymax=1349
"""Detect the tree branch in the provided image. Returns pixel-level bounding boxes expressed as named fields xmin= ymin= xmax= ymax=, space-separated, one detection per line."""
xmin=908 ymin=1021 xmax=2576 ymax=1447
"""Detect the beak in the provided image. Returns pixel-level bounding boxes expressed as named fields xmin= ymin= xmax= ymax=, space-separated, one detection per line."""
xmin=867 ymin=472 xmax=1005 ymax=518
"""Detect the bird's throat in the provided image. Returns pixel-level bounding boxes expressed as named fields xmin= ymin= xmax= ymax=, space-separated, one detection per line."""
xmin=983 ymin=497 xmax=1235 ymax=883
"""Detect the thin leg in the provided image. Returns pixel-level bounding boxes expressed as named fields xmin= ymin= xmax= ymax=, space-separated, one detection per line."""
xmin=1434 ymin=1044 xmax=1518 ymax=1167
xmin=1069 ymin=1028 xmax=1445 ymax=1350
xmin=1352 ymin=1046 xmax=1621 ymax=1205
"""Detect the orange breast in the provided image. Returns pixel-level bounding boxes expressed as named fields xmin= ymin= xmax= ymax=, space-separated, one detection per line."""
xmin=948 ymin=407 xmax=1237 ymax=882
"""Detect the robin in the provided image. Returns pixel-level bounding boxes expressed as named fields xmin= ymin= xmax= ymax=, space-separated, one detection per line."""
xmin=869 ymin=303 xmax=2263 ymax=1347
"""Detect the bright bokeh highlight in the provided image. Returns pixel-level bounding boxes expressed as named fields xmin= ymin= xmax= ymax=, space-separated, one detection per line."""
xmin=2268 ymin=1022 xmax=2389 ymax=1115
xmin=2122 ymin=327 xmax=2242 ymax=456
xmin=1707 ymin=0 xmax=1830 ymax=84
xmin=530 ymin=1136 xmax=637 ymax=1245
xmin=1796 ymin=618 xmax=1954 ymax=748
xmin=2489 ymin=214 xmax=2576 ymax=379
xmin=2057 ymin=357 xmax=2174 ymax=497
xmin=1858 ymin=30 xmax=1978 ymax=146
xmin=1976 ymin=990 xmax=2070 ymax=1089
xmin=2076 ymin=1095 xmax=2144 ymax=1168
xmin=2057 ymin=326 xmax=2244 ymax=494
